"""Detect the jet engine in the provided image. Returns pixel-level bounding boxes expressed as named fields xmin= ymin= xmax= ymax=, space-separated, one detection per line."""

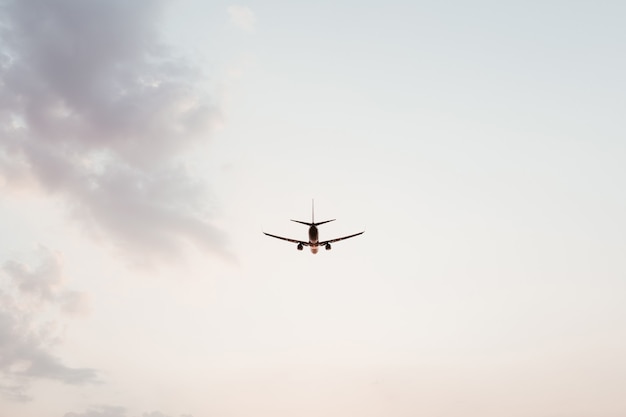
xmin=325 ymin=243 xmax=332 ymax=250
xmin=297 ymin=243 xmax=303 ymax=251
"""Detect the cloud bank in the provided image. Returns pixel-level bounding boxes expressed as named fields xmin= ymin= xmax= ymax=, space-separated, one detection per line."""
xmin=0 ymin=0 xmax=230 ymax=264
xmin=0 ymin=247 xmax=96 ymax=401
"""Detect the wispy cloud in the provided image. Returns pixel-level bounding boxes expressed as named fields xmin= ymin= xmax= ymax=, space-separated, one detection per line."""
xmin=0 ymin=247 xmax=97 ymax=401
xmin=0 ymin=0 xmax=231 ymax=265
xmin=228 ymin=5 xmax=257 ymax=32
xmin=3 ymin=247 xmax=90 ymax=315
xmin=64 ymin=406 xmax=127 ymax=417
xmin=64 ymin=407 xmax=193 ymax=417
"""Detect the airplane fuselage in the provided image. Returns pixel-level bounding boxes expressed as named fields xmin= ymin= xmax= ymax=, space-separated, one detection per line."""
xmin=309 ymin=225 xmax=319 ymax=254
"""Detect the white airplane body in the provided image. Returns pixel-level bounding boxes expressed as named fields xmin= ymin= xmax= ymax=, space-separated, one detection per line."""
xmin=263 ymin=201 xmax=364 ymax=254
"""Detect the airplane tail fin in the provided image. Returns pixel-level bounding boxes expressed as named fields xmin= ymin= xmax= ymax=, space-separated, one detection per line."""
xmin=291 ymin=199 xmax=335 ymax=226
xmin=312 ymin=199 xmax=335 ymax=226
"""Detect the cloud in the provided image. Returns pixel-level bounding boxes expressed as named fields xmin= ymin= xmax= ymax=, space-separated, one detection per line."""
xmin=64 ymin=408 xmax=193 ymax=417
xmin=228 ymin=5 xmax=256 ymax=32
xmin=0 ymin=301 xmax=98 ymax=399
xmin=64 ymin=406 xmax=127 ymax=417
xmin=4 ymin=252 xmax=64 ymax=302
xmin=0 ymin=247 xmax=97 ymax=401
xmin=59 ymin=290 xmax=91 ymax=316
xmin=0 ymin=381 xmax=31 ymax=402
xmin=3 ymin=246 xmax=90 ymax=316
xmin=0 ymin=0 xmax=231 ymax=264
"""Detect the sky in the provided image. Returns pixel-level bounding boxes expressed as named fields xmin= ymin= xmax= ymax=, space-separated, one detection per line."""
xmin=0 ymin=1 xmax=625 ymax=416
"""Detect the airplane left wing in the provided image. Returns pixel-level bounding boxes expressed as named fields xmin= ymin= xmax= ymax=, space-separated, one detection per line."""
xmin=263 ymin=232 xmax=309 ymax=246
xmin=318 ymin=231 xmax=364 ymax=246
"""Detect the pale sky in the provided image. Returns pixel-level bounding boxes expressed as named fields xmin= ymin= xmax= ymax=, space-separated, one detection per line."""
xmin=1 ymin=1 xmax=625 ymax=417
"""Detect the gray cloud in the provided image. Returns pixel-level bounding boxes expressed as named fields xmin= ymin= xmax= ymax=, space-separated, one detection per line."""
xmin=0 ymin=247 xmax=97 ymax=401
xmin=0 ymin=0 xmax=230 ymax=264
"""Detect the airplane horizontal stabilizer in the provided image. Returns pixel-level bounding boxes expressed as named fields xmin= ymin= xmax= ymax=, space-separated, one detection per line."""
xmin=291 ymin=219 xmax=313 ymax=226
xmin=290 ymin=219 xmax=336 ymax=226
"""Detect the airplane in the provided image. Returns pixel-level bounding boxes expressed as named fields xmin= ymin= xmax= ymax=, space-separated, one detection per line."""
xmin=263 ymin=201 xmax=364 ymax=254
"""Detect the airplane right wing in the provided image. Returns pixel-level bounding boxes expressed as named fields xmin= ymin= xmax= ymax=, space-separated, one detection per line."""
xmin=263 ymin=232 xmax=309 ymax=246
xmin=318 ymin=231 xmax=364 ymax=246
